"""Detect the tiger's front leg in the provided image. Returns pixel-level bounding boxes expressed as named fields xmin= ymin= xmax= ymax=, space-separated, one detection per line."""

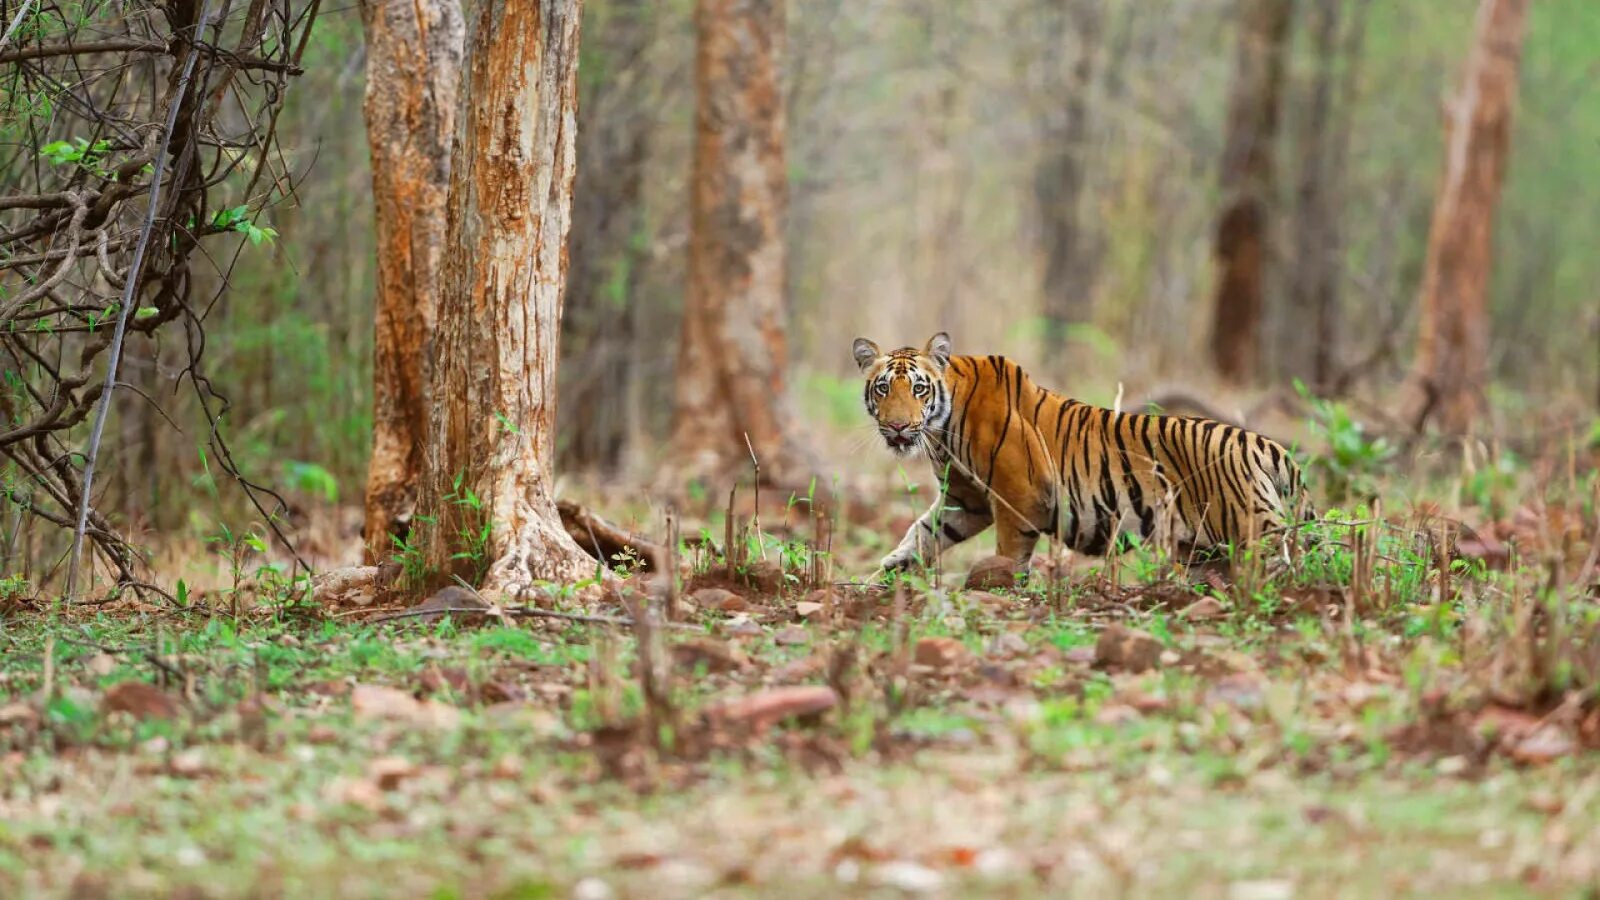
xmin=878 ymin=494 xmax=994 ymax=575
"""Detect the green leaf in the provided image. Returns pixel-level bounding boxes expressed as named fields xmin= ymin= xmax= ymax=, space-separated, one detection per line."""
xmin=282 ymin=460 xmax=339 ymax=503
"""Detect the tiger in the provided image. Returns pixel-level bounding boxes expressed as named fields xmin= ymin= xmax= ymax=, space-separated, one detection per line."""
xmin=853 ymin=332 xmax=1309 ymax=576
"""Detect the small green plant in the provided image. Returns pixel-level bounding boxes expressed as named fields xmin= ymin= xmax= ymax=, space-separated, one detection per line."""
xmin=392 ymin=516 xmax=434 ymax=586
xmin=0 ymin=572 xmax=30 ymax=601
xmin=1296 ymin=381 xmax=1394 ymax=503
xmin=282 ymin=459 xmax=339 ymax=503
xmin=39 ymin=137 xmax=113 ymax=174
xmin=210 ymin=205 xmax=279 ymax=246
xmin=1461 ymin=449 xmax=1520 ymax=518
xmin=205 ymin=522 xmax=269 ymax=615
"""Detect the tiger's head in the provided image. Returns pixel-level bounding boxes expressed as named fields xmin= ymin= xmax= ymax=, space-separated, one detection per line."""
xmin=851 ymin=332 xmax=953 ymax=456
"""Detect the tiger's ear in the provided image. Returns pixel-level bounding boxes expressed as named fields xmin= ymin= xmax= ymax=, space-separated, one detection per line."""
xmin=852 ymin=338 xmax=881 ymax=372
xmin=925 ymin=332 xmax=952 ymax=369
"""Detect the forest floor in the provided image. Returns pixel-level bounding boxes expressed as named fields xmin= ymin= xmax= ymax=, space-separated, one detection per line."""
xmin=2 ymin=421 xmax=1599 ymax=898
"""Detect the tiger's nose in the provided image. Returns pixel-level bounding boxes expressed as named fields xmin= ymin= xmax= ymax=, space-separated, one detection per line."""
xmin=886 ymin=421 xmax=912 ymax=434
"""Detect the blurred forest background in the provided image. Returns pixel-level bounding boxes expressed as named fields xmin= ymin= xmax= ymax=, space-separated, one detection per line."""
xmin=4 ymin=0 xmax=1600 ymax=576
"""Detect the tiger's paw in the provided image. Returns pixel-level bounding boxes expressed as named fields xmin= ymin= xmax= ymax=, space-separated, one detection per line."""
xmin=878 ymin=549 xmax=915 ymax=575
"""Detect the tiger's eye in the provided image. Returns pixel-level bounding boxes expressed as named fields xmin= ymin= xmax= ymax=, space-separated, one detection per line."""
xmin=875 ymin=381 xmax=889 ymax=397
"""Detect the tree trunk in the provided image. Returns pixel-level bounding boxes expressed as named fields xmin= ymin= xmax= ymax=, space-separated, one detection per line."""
xmin=1208 ymin=0 xmax=1292 ymax=384
xmin=671 ymin=0 xmax=811 ymax=486
xmin=359 ymin=0 xmax=465 ymax=563
xmin=1284 ymin=0 xmax=1342 ymax=390
xmin=560 ymin=0 xmax=653 ymax=475
xmin=1035 ymin=0 xmax=1101 ymax=339
xmin=1400 ymin=0 xmax=1530 ymax=434
xmin=416 ymin=0 xmax=596 ymax=593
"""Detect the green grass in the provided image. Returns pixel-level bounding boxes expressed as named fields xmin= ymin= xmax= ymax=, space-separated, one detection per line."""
xmin=4 ymin=446 xmax=1600 ymax=897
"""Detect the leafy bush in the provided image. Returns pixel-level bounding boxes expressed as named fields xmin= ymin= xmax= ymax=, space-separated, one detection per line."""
xmin=1297 ymin=381 xmax=1394 ymax=503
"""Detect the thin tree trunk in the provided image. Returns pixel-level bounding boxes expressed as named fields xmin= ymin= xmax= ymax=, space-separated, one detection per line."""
xmin=1035 ymin=0 xmax=1101 ymax=339
xmin=671 ymin=0 xmax=811 ymax=486
xmin=1285 ymin=0 xmax=1344 ymax=390
xmin=917 ymin=82 xmax=962 ymax=336
xmin=561 ymin=0 xmax=653 ymax=475
xmin=359 ymin=0 xmax=464 ymax=563
xmin=1208 ymin=0 xmax=1292 ymax=384
xmin=1401 ymin=0 xmax=1529 ymax=434
xmin=416 ymin=0 xmax=595 ymax=592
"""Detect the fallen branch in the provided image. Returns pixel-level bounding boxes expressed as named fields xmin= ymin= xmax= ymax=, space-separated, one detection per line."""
xmin=558 ymin=499 xmax=667 ymax=571
xmin=369 ymin=603 xmax=701 ymax=631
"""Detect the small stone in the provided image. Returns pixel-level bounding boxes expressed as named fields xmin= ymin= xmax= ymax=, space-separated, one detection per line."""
xmin=1062 ymin=646 xmax=1097 ymax=665
xmin=101 ymin=681 xmax=181 ymax=721
xmin=1094 ymin=703 xmax=1142 ymax=726
xmin=770 ymin=655 xmax=825 ymax=683
xmin=965 ymin=590 xmax=1013 ymax=612
xmin=914 ymin=636 xmax=971 ymax=670
xmin=1229 ymin=880 xmax=1294 ymax=900
xmin=326 ymin=776 xmax=384 ymax=811
xmin=795 ymin=601 xmax=825 ymax=618
xmin=964 ymin=556 xmax=1019 ymax=592
xmin=690 ymin=588 xmax=742 ymax=611
xmin=773 ymin=625 xmax=810 ymax=646
xmin=1511 ymin=727 xmax=1576 ymax=765
xmin=1179 ymin=596 xmax=1226 ymax=621
xmin=367 ymin=755 xmax=418 ymax=791
xmin=310 ymin=565 xmax=385 ymax=607
xmin=1093 ymin=625 xmax=1164 ymax=673
xmin=726 ymin=617 xmax=763 ymax=638
xmin=86 ymin=653 xmax=117 ymax=677
xmin=0 ymin=703 xmax=38 ymax=727
xmin=350 ymin=684 xmax=461 ymax=729
xmin=572 ymin=877 xmax=615 ymax=900
xmin=1204 ymin=673 xmax=1265 ymax=710
xmin=709 ymin=686 xmax=838 ymax=730
xmin=169 ymin=748 xmax=208 ymax=777
xmin=671 ymin=637 xmax=745 ymax=673
xmin=987 ymin=632 xmax=1029 ymax=657
xmin=739 ymin=560 xmax=786 ymax=595
xmin=873 ymin=860 xmax=944 ymax=894
xmin=1525 ymin=790 xmax=1564 ymax=815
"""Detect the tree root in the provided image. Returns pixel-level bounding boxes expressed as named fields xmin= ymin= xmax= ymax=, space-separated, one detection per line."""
xmin=558 ymin=499 xmax=668 ymax=571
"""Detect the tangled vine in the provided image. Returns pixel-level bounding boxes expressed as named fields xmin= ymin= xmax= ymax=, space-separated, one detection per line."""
xmin=0 ymin=0 xmax=321 ymax=599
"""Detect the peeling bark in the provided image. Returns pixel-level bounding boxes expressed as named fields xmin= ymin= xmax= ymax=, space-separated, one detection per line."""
xmin=416 ymin=0 xmax=597 ymax=593
xmin=359 ymin=0 xmax=464 ymax=563
xmin=1401 ymin=0 xmax=1530 ymax=434
xmin=670 ymin=0 xmax=813 ymax=487
xmin=1208 ymin=0 xmax=1292 ymax=384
